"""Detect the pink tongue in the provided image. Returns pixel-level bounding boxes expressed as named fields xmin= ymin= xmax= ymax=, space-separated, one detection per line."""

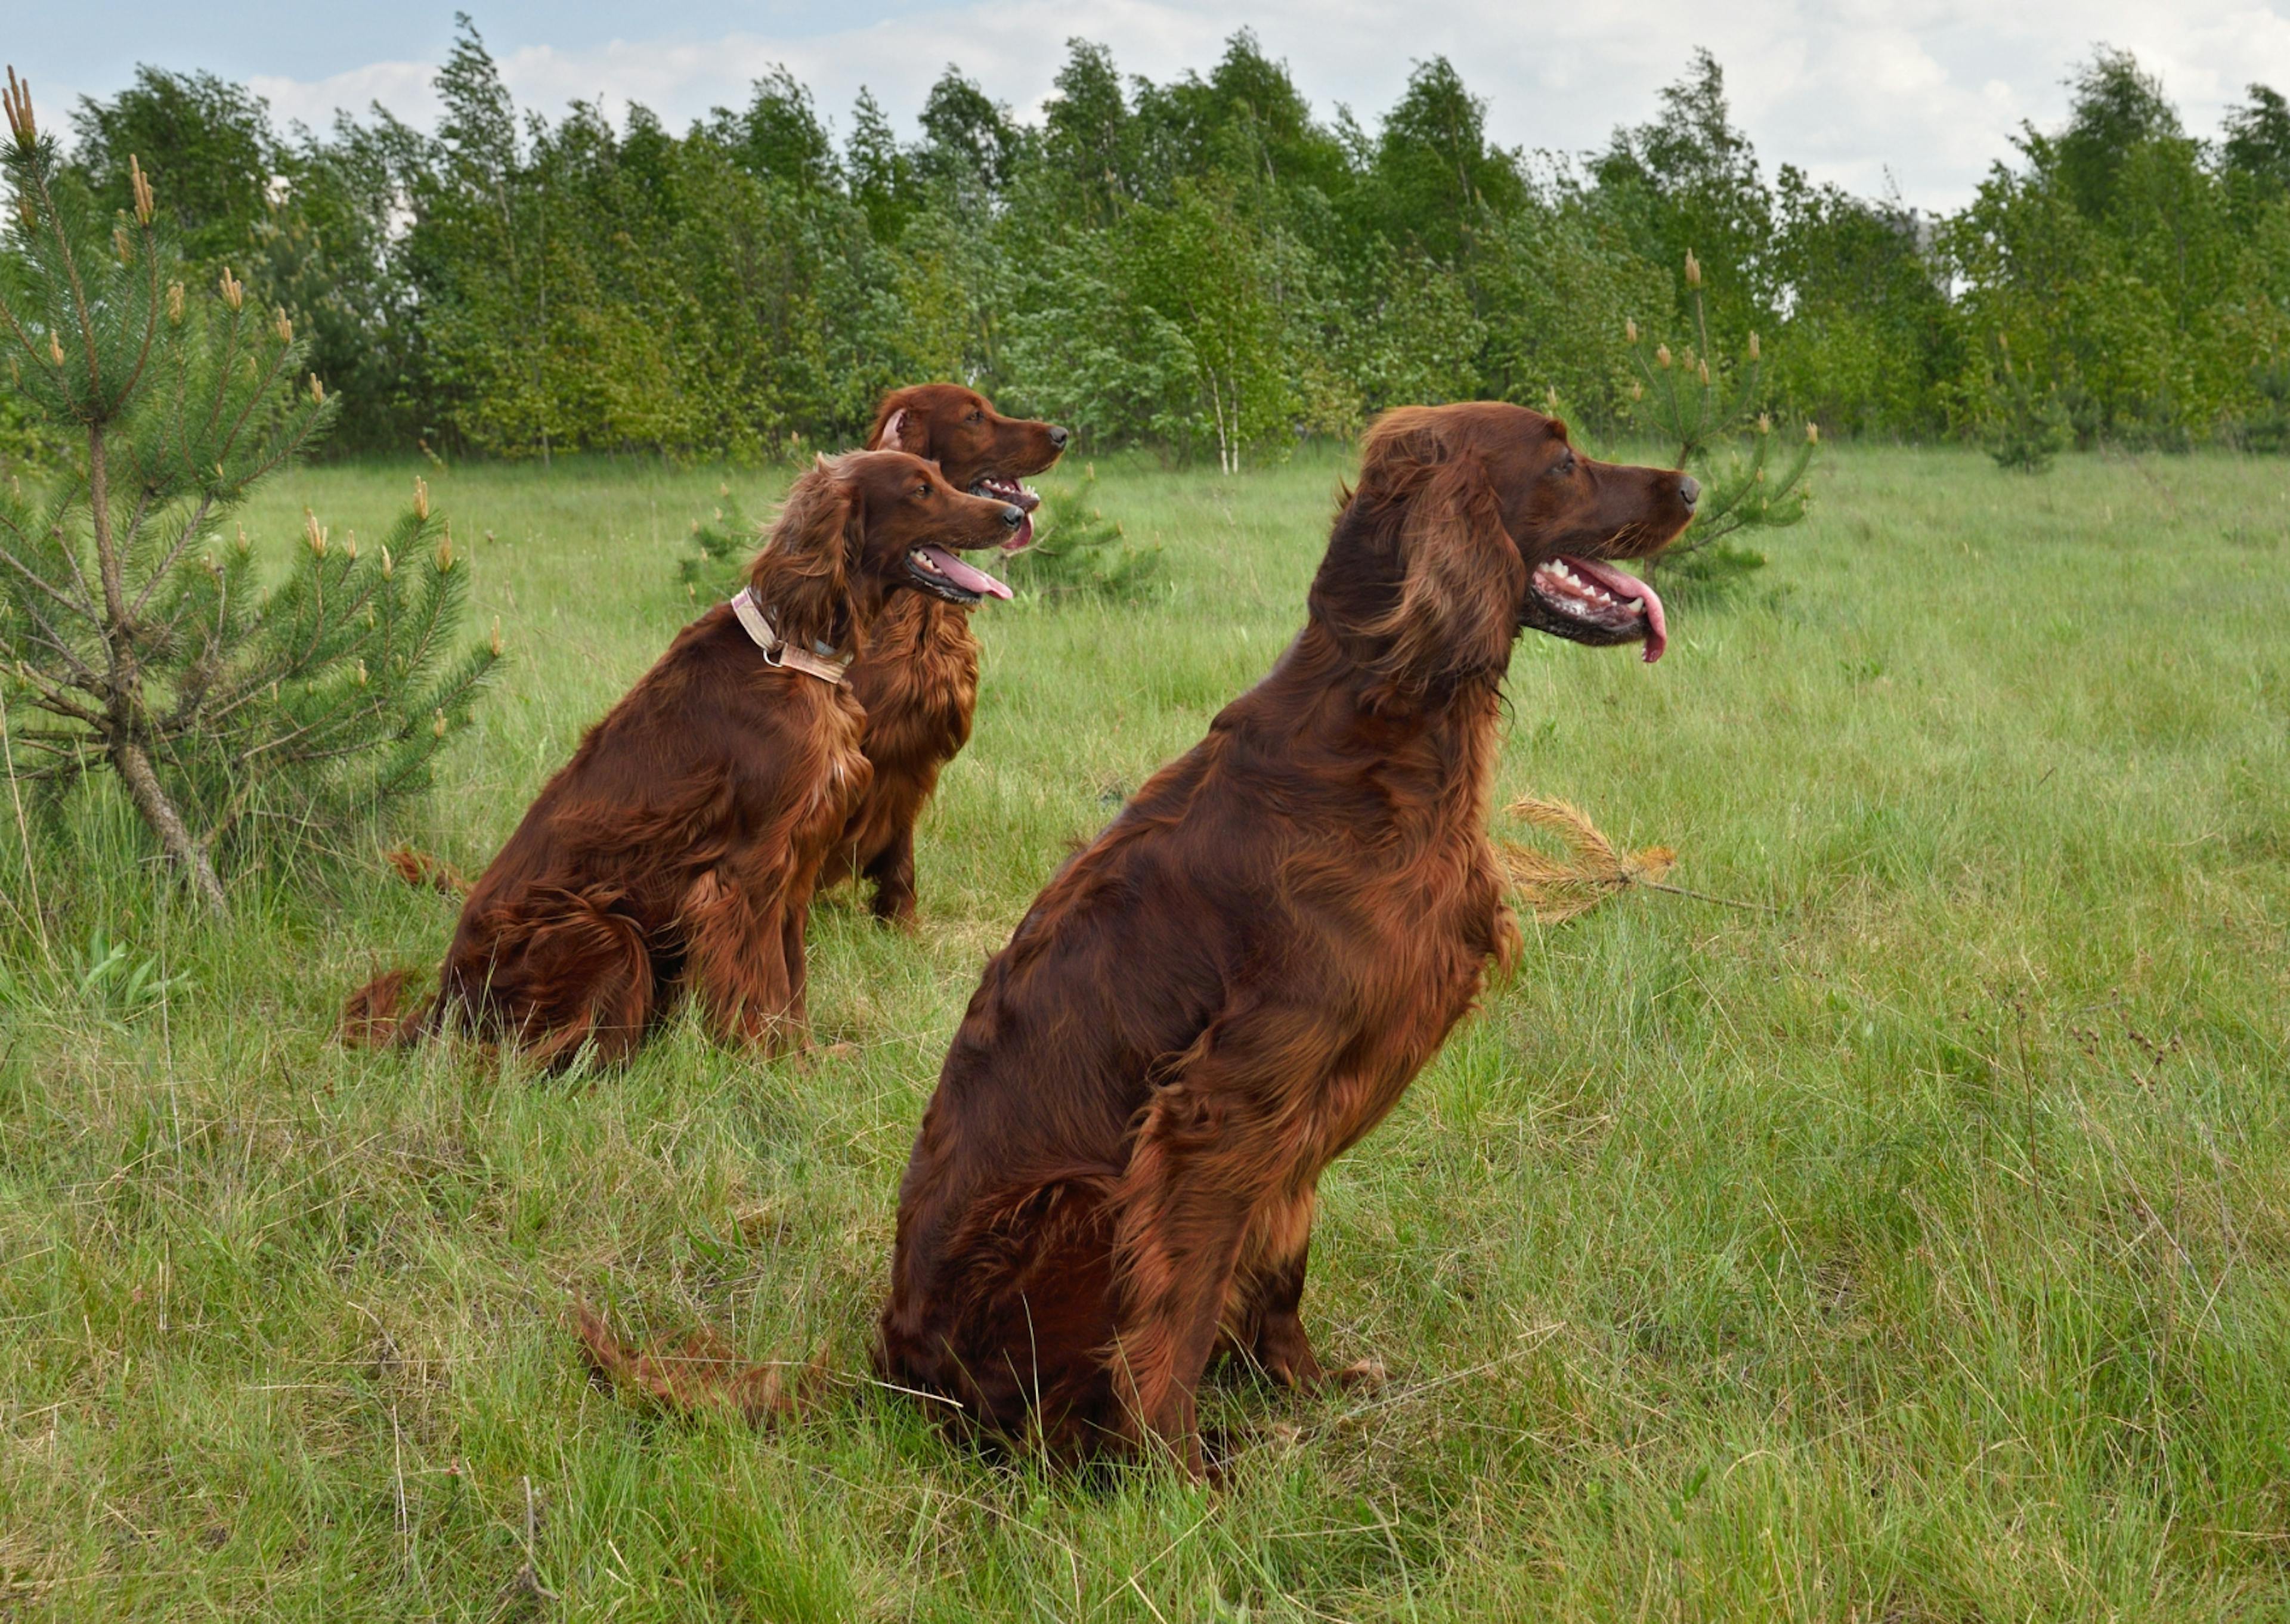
xmin=920 ymin=545 xmax=1013 ymax=601
xmin=1002 ymin=513 xmax=1035 ymax=553
xmin=1565 ymin=555 xmax=1669 ymax=664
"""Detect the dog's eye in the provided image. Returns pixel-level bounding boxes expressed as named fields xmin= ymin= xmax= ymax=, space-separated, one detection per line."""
xmin=916 ymin=484 xmax=932 ymax=500
xmin=968 ymin=410 xmax=983 ymax=423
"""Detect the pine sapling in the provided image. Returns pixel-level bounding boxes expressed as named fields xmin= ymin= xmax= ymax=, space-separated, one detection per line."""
xmin=0 ymin=72 xmax=498 ymax=912
xmin=1002 ymin=462 xmax=1161 ymax=603
xmin=677 ymin=480 xmax=753 ymax=600
xmin=1623 ymin=250 xmax=1818 ymax=592
xmin=1986 ymin=331 xmax=2071 ymax=472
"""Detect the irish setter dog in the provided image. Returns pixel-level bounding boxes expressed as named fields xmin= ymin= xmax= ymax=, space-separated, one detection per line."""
xmin=342 ymin=450 xmax=1029 ymax=1068
xmin=870 ymin=404 xmax=1697 ymax=1471
xmin=819 ymin=385 xmax=1068 ymax=926
xmin=580 ymin=403 xmax=1696 ymax=1471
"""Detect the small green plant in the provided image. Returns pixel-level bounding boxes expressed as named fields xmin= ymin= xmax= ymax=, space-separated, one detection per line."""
xmin=1623 ymin=250 xmax=1817 ymax=590
xmin=1003 ymin=463 xmax=1162 ymax=603
xmin=0 ymin=73 xmax=497 ymax=913
xmin=1986 ymin=333 xmax=2072 ymax=472
xmin=677 ymin=481 xmax=754 ymax=602
xmin=70 ymin=925 xmax=185 ymax=1018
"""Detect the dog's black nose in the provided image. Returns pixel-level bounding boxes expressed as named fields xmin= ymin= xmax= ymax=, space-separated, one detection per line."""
xmin=1048 ymin=426 xmax=1070 ymax=450
xmin=1679 ymin=475 xmax=1700 ymax=508
xmin=1002 ymin=504 xmax=1025 ymax=527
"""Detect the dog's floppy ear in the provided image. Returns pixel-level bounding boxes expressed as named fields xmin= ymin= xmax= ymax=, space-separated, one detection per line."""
xmin=871 ymin=402 xmax=921 ymax=454
xmin=750 ymin=453 xmax=855 ymax=653
xmin=1355 ymin=416 xmax=1523 ymax=696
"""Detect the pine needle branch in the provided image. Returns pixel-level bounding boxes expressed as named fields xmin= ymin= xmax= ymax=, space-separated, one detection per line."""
xmin=1497 ymin=795 xmax=1771 ymax=922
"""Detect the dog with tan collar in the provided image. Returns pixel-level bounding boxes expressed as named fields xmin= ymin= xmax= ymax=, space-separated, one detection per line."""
xmin=341 ymin=449 xmax=1026 ymax=1068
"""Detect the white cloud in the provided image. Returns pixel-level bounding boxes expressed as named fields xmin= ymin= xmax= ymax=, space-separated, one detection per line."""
xmin=249 ymin=61 xmax=441 ymax=135
xmin=227 ymin=0 xmax=2290 ymax=210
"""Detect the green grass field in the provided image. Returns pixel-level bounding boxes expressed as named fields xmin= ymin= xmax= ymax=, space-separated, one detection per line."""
xmin=2 ymin=441 xmax=2287 ymax=1620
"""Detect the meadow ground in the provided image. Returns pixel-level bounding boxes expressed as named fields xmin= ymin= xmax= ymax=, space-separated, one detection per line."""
xmin=1 ymin=440 xmax=2286 ymax=1621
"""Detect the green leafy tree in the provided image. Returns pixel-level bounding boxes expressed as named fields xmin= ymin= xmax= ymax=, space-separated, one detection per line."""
xmin=1766 ymin=168 xmax=1955 ymax=436
xmin=1042 ymin=41 xmax=1133 ymax=228
xmin=918 ymin=69 xmax=1026 ymax=206
xmin=1126 ymin=33 xmax=1349 ymax=217
xmin=1945 ymin=49 xmax=2252 ymax=447
xmin=709 ymin=67 xmax=839 ymax=193
xmin=1342 ymin=244 xmax=1482 ymax=412
xmin=1476 ymin=190 xmax=1669 ymax=427
xmin=1001 ymin=232 xmax=1197 ymax=449
xmin=70 ymin=66 xmax=277 ymax=269
xmin=846 ymin=88 xmax=921 ymax=243
xmin=2051 ymin=49 xmax=2180 ymax=222
xmin=1592 ymin=50 xmax=1775 ymax=352
xmin=2223 ymin=84 xmax=2290 ymax=225
xmin=1356 ymin=57 xmax=1525 ymax=266
xmin=412 ymin=14 xmax=555 ymax=458
xmin=0 ymin=74 xmax=497 ymax=912
xmin=251 ymin=112 xmax=435 ymax=451
xmin=1121 ymin=184 xmax=1296 ymax=471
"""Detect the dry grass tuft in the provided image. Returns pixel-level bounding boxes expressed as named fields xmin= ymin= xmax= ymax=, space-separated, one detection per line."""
xmin=1497 ymin=796 xmax=1678 ymax=923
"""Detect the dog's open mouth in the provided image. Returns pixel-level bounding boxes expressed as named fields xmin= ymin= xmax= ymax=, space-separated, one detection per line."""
xmin=970 ymin=477 xmax=1039 ymax=551
xmin=908 ymin=545 xmax=1014 ymax=605
xmin=1528 ymin=556 xmax=1669 ymax=663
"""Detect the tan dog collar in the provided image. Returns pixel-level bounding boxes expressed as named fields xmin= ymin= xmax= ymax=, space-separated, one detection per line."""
xmin=730 ymin=588 xmax=853 ymax=686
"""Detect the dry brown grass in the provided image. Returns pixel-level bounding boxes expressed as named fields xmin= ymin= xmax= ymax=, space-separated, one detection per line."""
xmin=1497 ymin=795 xmax=1678 ymax=923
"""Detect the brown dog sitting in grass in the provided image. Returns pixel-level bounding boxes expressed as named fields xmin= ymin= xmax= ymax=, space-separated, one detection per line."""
xmin=820 ymin=385 xmax=1068 ymax=926
xmin=341 ymin=450 xmax=1029 ymax=1068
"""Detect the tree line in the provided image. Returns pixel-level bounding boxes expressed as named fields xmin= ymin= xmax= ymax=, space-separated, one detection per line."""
xmin=17 ymin=20 xmax=2290 ymax=467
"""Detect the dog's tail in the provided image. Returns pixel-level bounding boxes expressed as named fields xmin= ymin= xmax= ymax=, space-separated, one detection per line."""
xmin=339 ymin=968 xmax=438 ymax=1048
xmin=572 ymin=1303 xmax=828 ymax=1425
xmin=386 ymin=845 xmax=472 ymax=897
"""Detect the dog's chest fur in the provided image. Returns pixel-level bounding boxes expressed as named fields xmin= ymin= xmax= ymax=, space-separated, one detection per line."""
xmin=856 ymin=595 xmax=979 ymax=766
xmin=797 ymin=687 xmax=874 ymax=853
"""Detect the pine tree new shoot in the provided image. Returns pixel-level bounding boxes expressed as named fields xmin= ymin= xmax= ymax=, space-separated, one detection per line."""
xmin=0 ymin=72 xmax=498 ymax=913
xmin=1623 ymin=250 xmax=1817 ymax=594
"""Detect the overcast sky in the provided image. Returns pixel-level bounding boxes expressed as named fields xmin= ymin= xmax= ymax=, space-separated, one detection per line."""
xmin=13 ymin=0 xmax=2290 ymax=212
